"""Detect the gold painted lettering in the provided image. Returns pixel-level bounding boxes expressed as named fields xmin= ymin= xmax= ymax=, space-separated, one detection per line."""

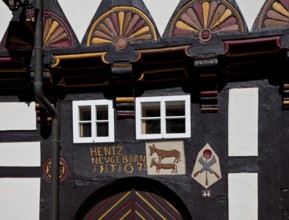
xmin=104 ymin=147 xmax=111 ymax=156
xmin=122 ymin=155 xmax=128 ymax=163
xmin=98 ymin=157 xmax=104 ymax=164
xmin=97 ymin=147 xmax=104 ymax=156
xmin=110 ymin=164 xmax=116 ymax=173
xmin=99 ymin=165 xmax=104 ymax=173
xmin=90 ymin=148 xmax=98 ymax=156
xmin=124 ymin=163 xmax=133 ymax=173
xmin=103 ymin=157 xmax=110 ymax=163
xmin=110 ymin=146 xmax=116 ymax=155
xmin=117 ymin=146 xmax=123 ymax=155
xmin=134 ymin=155 xmax=139 ymax=162
xmin=109 ymin=156 xmax=115 ymax=163
xmin=92 ymin=165 xmax=96 ymax=173
xmin=139 ymin=155 xmax=146 ymax=162
xmin=91 ymin=157 xmax=98 ymax=164
xmin=137 ymin=163 xmax=142 ymax=171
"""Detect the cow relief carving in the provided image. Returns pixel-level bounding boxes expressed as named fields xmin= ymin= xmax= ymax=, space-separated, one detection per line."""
xmin=146 ymin=141 xmax=185 ymax=175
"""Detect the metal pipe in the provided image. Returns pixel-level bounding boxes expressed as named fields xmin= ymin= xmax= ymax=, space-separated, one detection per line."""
xmin=34 ymin=0 xmax=60 ymax=219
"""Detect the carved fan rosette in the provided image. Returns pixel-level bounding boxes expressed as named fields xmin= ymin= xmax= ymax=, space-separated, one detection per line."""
xmin=26 ymin=11 xmax=74 ymax=48
xmin=257 ymin=0 xmax=289 ymax=29
xmin=169 ymin=0 xmax=246 ymax=42
xmin=86 ymin=6 xmax=157 ymax=49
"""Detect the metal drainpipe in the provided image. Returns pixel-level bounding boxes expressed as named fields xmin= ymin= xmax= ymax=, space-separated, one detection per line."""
xmin=34 ymin=0 xmax=60 ymax=219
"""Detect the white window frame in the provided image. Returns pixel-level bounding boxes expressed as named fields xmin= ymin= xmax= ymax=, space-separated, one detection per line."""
xmin=73 ymin=100 xmax=115 ymax=143
xmin=135 ymin=95 xmax=191 ymax=139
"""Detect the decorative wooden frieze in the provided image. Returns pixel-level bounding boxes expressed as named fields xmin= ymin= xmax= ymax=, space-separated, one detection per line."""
xmin=0 ymin=56 xmax=30 ymax=89
xmin=167 ymin=0 xmax=246 ymax=42
xmin=111 ymin=63 xmax=135 ymax=118
xmin=50 ymin=52 xmax=109 ymax=88
xmin=86 ymin=6 xmax=158 ymax=49
xmin=135 ymin=46 xmax=190 ymax=84
xmin=194 ymin=57 xmax=219 ymax=112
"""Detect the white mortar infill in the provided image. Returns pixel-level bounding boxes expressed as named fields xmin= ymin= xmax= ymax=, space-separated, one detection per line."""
xmin=228 ymin=88 xmax=258 ymax=156
xmin=229 ymin=173 xmax=258 ymax=220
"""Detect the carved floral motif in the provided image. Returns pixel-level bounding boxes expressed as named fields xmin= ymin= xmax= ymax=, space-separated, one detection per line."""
xmin=169 ymin=0 xmax=246 ymax=42
xmin=86 ymin=7 xmax=157 ymax=49
xmin=26 ymin=11 xmax=74 ymax=47
xmin=257 ymin=0 xmax=289 ymax=29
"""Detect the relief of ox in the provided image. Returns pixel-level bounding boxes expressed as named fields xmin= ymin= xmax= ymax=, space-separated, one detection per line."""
xmin=150 ymin=158 xmax=177 ymax=173
xmin=149 ymin=144 xmax=181 ymax=163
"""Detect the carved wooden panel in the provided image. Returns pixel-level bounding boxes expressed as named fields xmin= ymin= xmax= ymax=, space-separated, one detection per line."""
xmin=86 ymin=6 xmax=158 ymax=49
xmin=168 ymin=0 xmax=246 ymax=42
xmin=256 ymin=0 xmax=289 ymax=29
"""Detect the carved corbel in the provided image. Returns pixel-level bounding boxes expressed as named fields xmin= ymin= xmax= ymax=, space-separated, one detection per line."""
xmin=194 ymin=57 xmax=219 ymax=112
xmin=111 ymin=63 xmax=135 ymax=118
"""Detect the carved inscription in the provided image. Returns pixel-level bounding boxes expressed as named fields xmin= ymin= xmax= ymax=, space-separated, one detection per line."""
xmin=89 ymin=146 xmax=146 ymax=174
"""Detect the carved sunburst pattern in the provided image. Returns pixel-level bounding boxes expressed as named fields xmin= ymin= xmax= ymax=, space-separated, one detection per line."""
xmin=169 ymin=0 xmax=245 ymax=42
xmin=257 ymin=0 xmax=289 ymax=29
xmin=27 ymin=11 xmax=74 ymax=48
xmin=87 ymin=6 xmax=157 ymax=49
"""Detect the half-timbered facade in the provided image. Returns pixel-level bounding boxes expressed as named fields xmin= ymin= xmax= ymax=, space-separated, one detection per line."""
xmin=0 ymin=0 xmax=289 ymax=219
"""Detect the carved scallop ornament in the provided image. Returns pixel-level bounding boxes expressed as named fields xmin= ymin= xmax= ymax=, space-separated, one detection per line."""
xmin=86 ymin=6 xmax=158 ymax=49
xmin=26 ymin=11 xmax=74 ymax=48
xmin=256 ymin=0 xmax=289 ymax=29
xmin=168 ymin=0 xmax=246 ymax=42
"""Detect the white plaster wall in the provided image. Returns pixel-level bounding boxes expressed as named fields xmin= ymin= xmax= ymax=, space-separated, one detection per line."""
xmin=0 ymin=178 xmax=40 ymax=220
xmin=0 ymin=102 xmax=36 ymax=130
xmin=235 ymin=0 xmax=266 ymax=30
xmin=228 ymin=88 xmax=259 ymax=156
xmin=0 ymin=142 xmax=40 ymax=166
xmin=229 ymin=173 xmax=258 ymax=220
xmin=143 ymin=0 xmax=179 ymax=36
xmin=58 ymin=0 xmax=101 ymax=42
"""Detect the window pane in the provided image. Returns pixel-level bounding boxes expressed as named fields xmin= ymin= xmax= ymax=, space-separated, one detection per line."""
xmin=166 ymin=118 xmax=185 ymax=133
xmin=96 ymin=105 xmax=108 ymax=120
xmin=79 ymin=123 xmax=91 ymax=137
xmin=141 ymin=119 xmax=160 ymax=134
xmin=166 ymin=101 xmax=185 ymax=116
xmin=96 ymin=122 xmax=108 ymax=137
xmin=142 ymin=102 xmax=160 ymax=117
xmin=79 ymin=106 xmax=91 ymax=121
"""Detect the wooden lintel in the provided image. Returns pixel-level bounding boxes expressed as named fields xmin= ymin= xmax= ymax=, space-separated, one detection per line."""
xmin=116 ymin=97 xmax=135 ymax=103
xmin=52 ymin=52 xmax=108 ymax=68
xmin=223 ymin=36 xmax=281 ymax=57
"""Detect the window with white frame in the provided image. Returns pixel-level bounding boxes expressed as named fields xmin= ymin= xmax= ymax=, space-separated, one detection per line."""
xmin=72 ymin=100 xmax=115 ymax=143
xmin=135 ymin=95 xmax=191 ymax=139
